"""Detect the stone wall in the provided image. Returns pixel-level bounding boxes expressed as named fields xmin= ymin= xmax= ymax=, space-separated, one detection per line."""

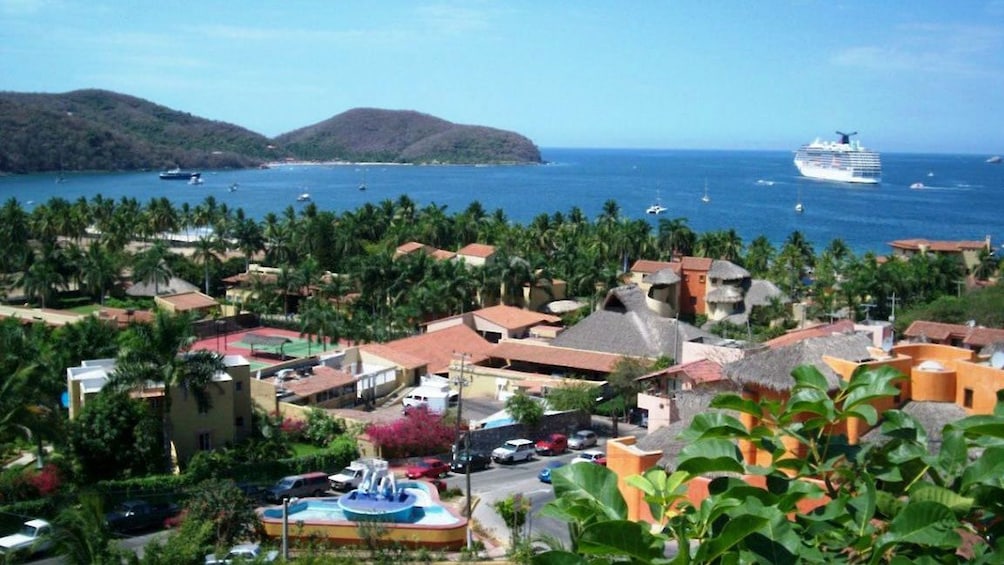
xmin=462 ymin=410 xmax=590 ymax=453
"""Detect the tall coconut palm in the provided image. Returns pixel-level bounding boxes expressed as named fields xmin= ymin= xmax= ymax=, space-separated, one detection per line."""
xmin=113 ymin=310 xmax=226 ymax=471
xmin=17 ymin=243 xmax=66 ymax=308
xmin=77 ymin=241 xmax=121 ymax=304
xmin=132 ymin=241 xmax=174 ymax=296
xmin=191 ymin=234 xmax=224 ymax=296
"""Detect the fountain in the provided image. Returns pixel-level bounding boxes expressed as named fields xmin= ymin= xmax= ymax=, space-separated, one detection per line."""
xmin=337 ymin=459 xmax=417 ymax=523
xmin=257 ymin=458 xmax=467 ymax=549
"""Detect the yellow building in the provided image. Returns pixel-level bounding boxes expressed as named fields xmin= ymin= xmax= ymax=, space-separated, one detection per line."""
xmin=66 ymin=354 xmax=253 ymax=464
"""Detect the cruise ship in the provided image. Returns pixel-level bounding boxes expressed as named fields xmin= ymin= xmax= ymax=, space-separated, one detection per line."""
xmin=793 ymin=131 xmax=881 ymax=184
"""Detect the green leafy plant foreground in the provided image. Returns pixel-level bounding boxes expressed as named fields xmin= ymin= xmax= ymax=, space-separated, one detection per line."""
xmin=536 ymin=365 xmax=1004 ymax=564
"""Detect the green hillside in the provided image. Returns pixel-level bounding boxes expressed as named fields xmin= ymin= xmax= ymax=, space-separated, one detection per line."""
xmin=0 ymin=91 xmax=541 ymax=174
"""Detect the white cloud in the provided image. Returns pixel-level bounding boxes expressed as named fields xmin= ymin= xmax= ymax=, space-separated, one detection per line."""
xmin=831 ymin=22 xmax=1004 ymax=77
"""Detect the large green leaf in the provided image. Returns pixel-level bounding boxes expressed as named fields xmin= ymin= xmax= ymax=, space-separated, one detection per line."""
xmin=577 ymin=520 xmax=665 ymax=561
xmin=693 ymin=514 xmax=770 ymax=563
xmin=532 ymin=550 xmax=588 ymax=565
xmin=678 ymin=412 xmax=750 ymax=442
xmin=875 ymin=501 xmax=961 ymax=550
xmin=677 ymin=438 xmax=745 ymax=475
xmin=550 ymin=461 xmax=627 ymax=521
xmin=710 ymin=393 xmax=764 ymax=418
xmin=908 ymin=483 xmax=973 ymax=515
xmin=961 ymin=446 xmax=1004 ymax=491
xmin=841 ymin=365 xmax=902 ymax=412
xmin=786 ymin=387 xmax=836 ymax=421
xmin=625 ymin=469 xmax=691 ymax=522
xmin=791 ymin=365 xmax=830 ymax=393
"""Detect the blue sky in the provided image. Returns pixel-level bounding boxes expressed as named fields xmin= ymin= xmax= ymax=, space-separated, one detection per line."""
xmin=2 ymin=1 xmax=1002 ymax=153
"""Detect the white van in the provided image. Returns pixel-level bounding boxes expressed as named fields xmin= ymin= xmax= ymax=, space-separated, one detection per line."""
xmin=402 ymin=386 xmax=456 ymax=414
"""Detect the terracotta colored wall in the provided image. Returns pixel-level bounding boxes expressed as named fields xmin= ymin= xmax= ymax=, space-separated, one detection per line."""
xmin=910 ymin=369 xmax=957 ymax=401
xmin=607 ymin=437 xmax=664 ymax=522
xmin=678 ymin=269 xmax=707 ymax=316
xmin=956 ymin=360 xmax=1004 ymax=414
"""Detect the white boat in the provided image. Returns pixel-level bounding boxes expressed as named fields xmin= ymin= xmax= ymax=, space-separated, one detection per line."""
xmin=795 ymin=187 xmax=804 ymax=213
xmin=910 ymin=182 xmax=925 ymax=189
xmin=756 ymin=179 xmax=775 ymax=186
xmin=988 ymin=156 xmax=1002 ymax=164
xmin=646 ymin=203 xmax=666 ymax=215
xmin=228 ymin=183 xmax=239 ymax=192
xmin=701 ymin=180 xmax=710 ymax=203
xmin=297 ymin=192 xmax=311 ymax=202
xmin=793 ymin=131 xmax=881 ymax=184
xmin=188 ymin=176 xmax=204 ymax=185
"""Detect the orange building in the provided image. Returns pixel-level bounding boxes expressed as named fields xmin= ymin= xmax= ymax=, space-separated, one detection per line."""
xmin=607 ymin=328 xmax=1004 ymax=522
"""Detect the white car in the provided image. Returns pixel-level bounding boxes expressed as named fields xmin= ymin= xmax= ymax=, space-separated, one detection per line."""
xmin=0 ymin=519 xmax=52 ymax=558
xmin=572 ymin=449 xmax=607 ymax=465
xmin=205 ymin=542 xmax=278 ymax=563
xmin=568 ymin=430 xmax=598 ymax=450
xmin=491 ymin=439 xmax=536 ymax=463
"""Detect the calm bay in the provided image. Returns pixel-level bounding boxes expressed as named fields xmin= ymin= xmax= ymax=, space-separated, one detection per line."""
xmin=2 ymin=148 xmax=1001 ymax=256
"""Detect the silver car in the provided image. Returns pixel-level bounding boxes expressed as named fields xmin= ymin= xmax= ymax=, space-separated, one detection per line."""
xmin=568 ymin=430 xmax=598 ymax=450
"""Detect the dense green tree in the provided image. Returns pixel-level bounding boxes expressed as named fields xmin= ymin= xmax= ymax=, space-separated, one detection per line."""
xmin=183 ymin=478 xmax=263 ymax=547
xmin=66 ymin=390 xmax=162 ymax=481
xmin=545 ymin=380 xmax=598 ymax=414
xmin=131 ymin=240 xmax=174 ymax=296
xmin=54 ymin=492 xmax=130 ymax=565
xmin=506 ymin=391 xmax=544 ymax=430
xmin=113 ymin=310 xmax=226 ymax=471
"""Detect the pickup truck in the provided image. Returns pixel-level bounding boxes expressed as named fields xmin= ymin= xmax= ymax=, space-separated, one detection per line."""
xmin=0 ymin=519 xmax=53 ymax=558
xmin=106 ymin=500 xmax=180 ymax=533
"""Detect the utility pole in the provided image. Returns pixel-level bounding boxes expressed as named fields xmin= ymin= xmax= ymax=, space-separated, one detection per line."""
xmin=452 ymin=352 xmax=474 ymax=550
xmin=887 ymin=292 xmax=899 ymax=322
xmin=860 ymin=300 xmax=876 ymax=322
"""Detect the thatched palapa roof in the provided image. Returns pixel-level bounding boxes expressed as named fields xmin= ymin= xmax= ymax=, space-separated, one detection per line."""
xmin=708 ymin=260 xmax=750 ymax=281
xmin=643 ymin=268 xmax=681 ymax=285
xmin=723 ymin=332 xmax=873 ymax=392
xmin=707 ymin=286 xmax=744 ymax=304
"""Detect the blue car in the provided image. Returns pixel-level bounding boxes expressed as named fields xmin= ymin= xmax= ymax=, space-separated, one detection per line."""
xmin=538 ymin=461 xmax=565 ymax=483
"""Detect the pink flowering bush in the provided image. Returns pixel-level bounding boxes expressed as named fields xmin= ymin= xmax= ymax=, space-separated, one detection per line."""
xmin=366 ymin=407 xmax=455 ymax=459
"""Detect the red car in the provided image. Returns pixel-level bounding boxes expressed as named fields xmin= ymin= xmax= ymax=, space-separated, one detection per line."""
xmin=405 ymin=458 xmax=451 ymax=479
xmin=535 ymin=433 xmax=568 ymax=456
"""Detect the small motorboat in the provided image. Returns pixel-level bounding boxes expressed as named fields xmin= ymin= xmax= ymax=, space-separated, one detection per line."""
xmin=646 ymin=204 xmax=666 ymax=215
xmin=910 ymin=182 xmax=925 ymax=189
xmin=297 ymin=192 xmax=311 ymax=202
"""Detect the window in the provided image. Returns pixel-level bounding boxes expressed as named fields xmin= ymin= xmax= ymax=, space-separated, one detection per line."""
xmin=963 ymin=388 xmax=974 ymax=408
xmin=699 ymin=275 xmax=706 ymax=283
xmin=235 ymin=381 xmax=243 ymax=392
xmin=198 ymin=431 xmax=213 ymax=451
xmin=235 ymin=416 xmax=245 ymax=427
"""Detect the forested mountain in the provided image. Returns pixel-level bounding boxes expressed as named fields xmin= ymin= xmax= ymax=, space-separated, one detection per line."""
xmin=274 ymin=107 xmax=542 ymax=164
xmin=0 ymin=90 xmax=277 ymax=173
xmin=0 ymin=90 xmax=542 ymax=174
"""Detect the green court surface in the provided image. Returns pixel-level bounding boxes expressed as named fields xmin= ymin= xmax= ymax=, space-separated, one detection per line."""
xmin=235 ymin=335 xmax=325 ymax=359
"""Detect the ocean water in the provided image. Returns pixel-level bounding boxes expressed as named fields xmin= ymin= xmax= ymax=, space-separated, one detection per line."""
xmin=2 ymin=148 xmax=1001 ymax=255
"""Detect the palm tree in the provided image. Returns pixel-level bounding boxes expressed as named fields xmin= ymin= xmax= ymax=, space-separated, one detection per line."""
xmin=53 ymin=492 xmax=126 ymax=565
xmin=191 ymin=234 xmax=223 ymax=296
xmin=973 ymin=247 xmax=1000 ymax=281
xmin=298 ymin=297 xmax=340 ymax=354
xmin=132 ymin=240 xmax=174 ymax=296
xmin=744 ymin=235 xmax=775 ymax=277
xmin=657 ymin=217 xmax=695 ymax=258
xmin=17 ymin=243 xmax=66 ymax=308
xmin=113 ymin=310 xmax=226 ymax=471
xmin=77 ymin=241 xmax=121 ymax=304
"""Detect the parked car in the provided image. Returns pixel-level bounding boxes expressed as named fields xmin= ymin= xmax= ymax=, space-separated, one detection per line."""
xmin=205 ymin=542 xmax=278 ymax=563
xmin=329 ymin=462 xmax=368 ymax=492
xmin=492 ymin=438 xmax=536 ymax=463
xmin=450 ymin=451 xmax=492 ymax=473
xmin=535 ymin=433 xmax=568 ymax=455
xmin=236 ymin=482 xmax=269 ymax=506
xmin=568 ymin=430 xmax=598 ymax=450
xmin=538 ymin=461 xmax=565 ymax=484
xmin=105 ymin=500 xmax=180 ymax=533
xmin=405 ymin=458 xmax=451 ymax=479
xmin=0 ymin=519 xmax=52 ymax=559
xmin=265 ymin=472 xmax=329 ymax=503
xmin=572 ymin=449 xmax=607 ymax=466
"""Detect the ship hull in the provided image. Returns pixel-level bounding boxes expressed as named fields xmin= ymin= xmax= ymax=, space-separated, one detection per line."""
xmin=793 ymin=161 xmax=880 ymax=184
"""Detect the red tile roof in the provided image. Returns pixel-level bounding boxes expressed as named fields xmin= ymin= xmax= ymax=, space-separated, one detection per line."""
xmin=157 ymin=292 xmax=217 ymax=311
xmin=487 ymin=341 xmax=622 ymax=373
xmin=680 ymin=257 xmax=713 ymax=271
xmin=275 ymin=365 xmax=356 ymax=397
xmin=358 ymin=342 xmax=428 ymax=370
xmin=637 ymin=358 xmax=726 ymax=386
xmin=629 ymin=259 xmax=676 ymax=274
xmin=380 ymin=325 xmax=493 ymax=374
xmin=473 ymin=305 xmax=561 ymax=330
xmin=431 ymin=249 xmax=457 ymax=261
xmin=96 ymin=307 xmax=155 ymax=327
xmin=765 ymin=320 xmax=856 ymax=348
xmin=457 ymin=243 xmax=496 ymax=258
xmin=903 ymin=320 xmax=1004 ymax=347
